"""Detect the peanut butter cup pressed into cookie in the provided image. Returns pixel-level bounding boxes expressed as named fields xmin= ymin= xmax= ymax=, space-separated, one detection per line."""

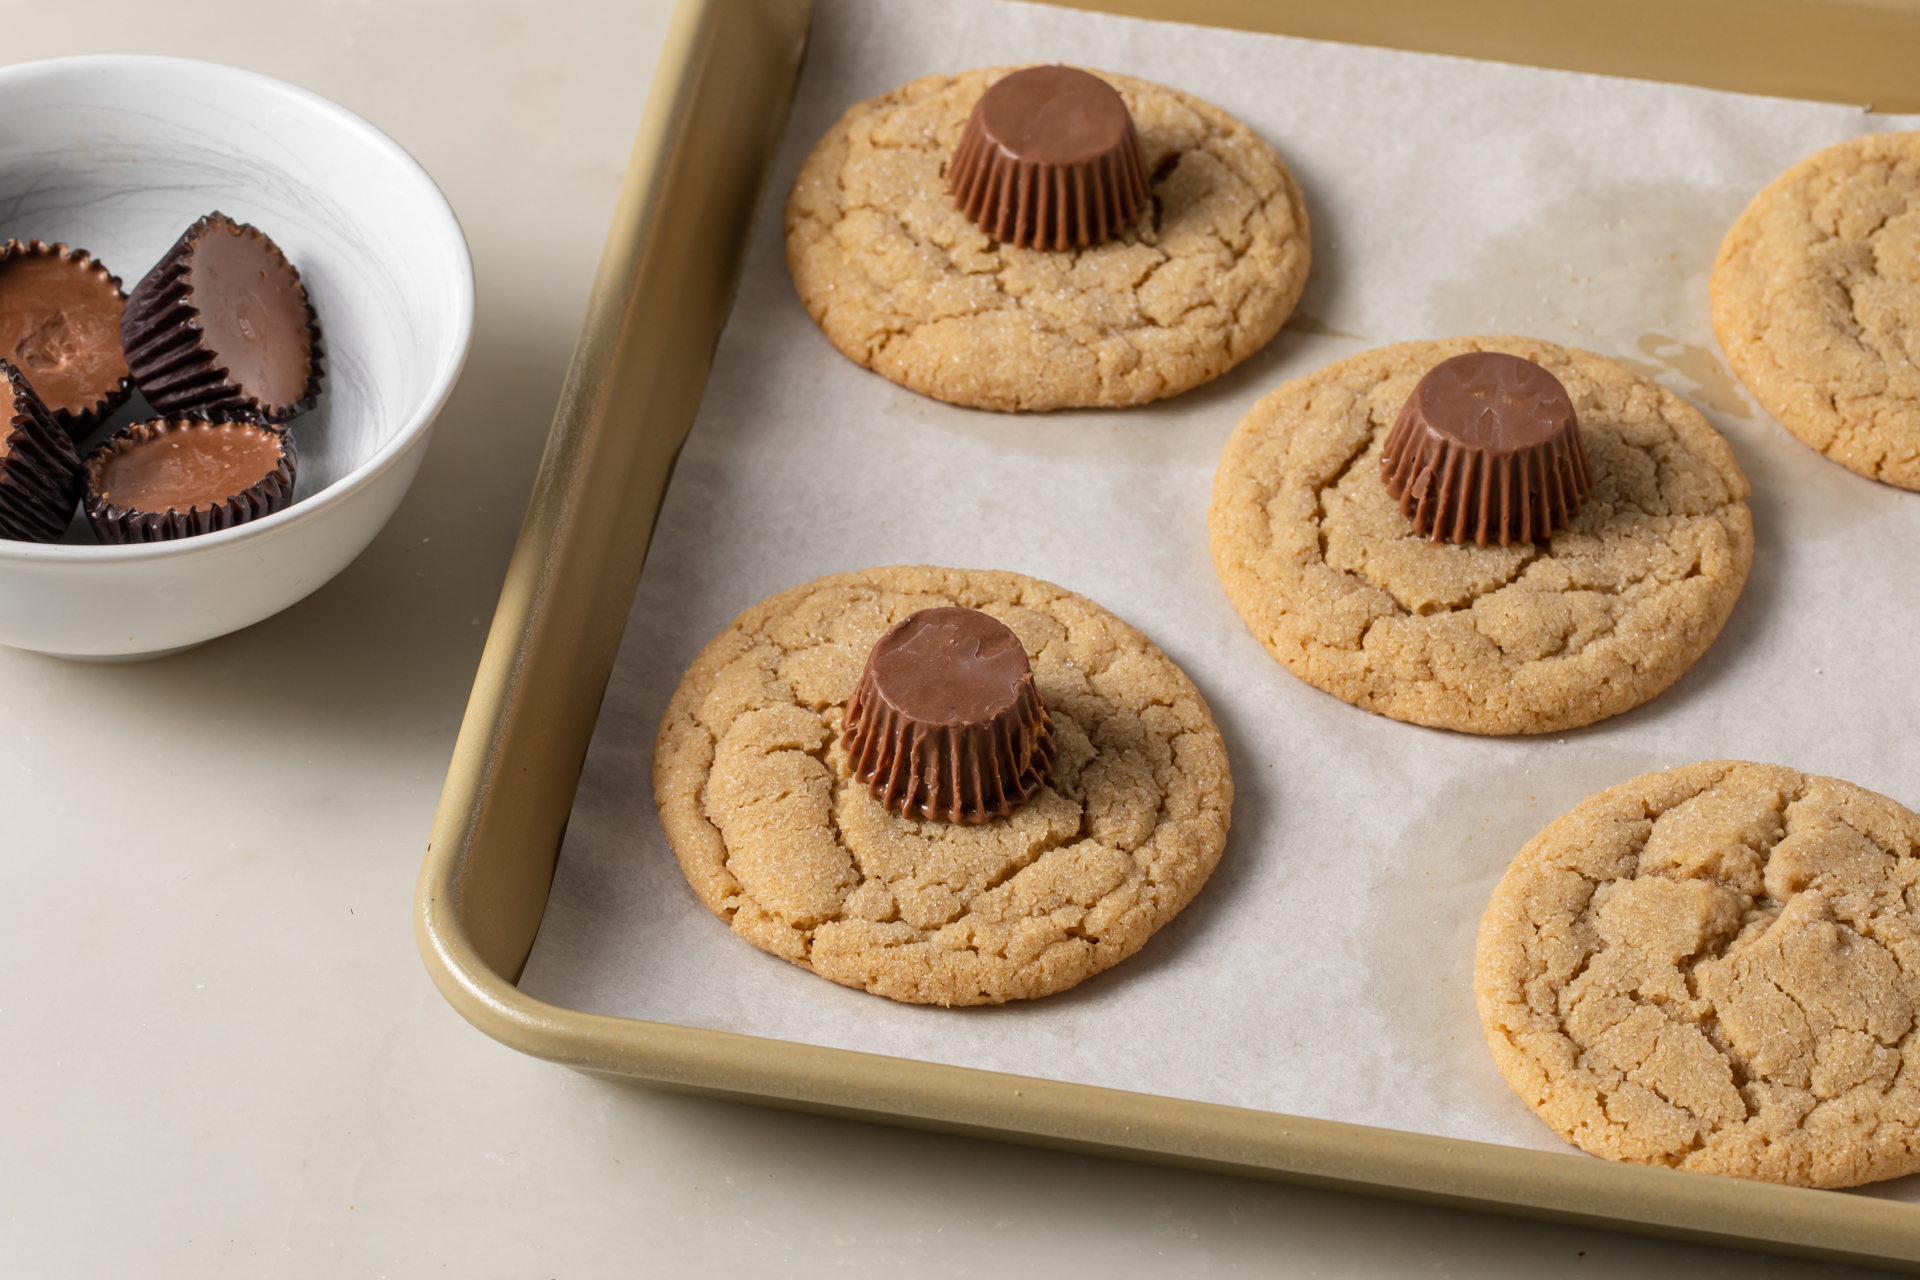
xmin=1381 ymin=351 xmax=1591 ymax=546
xmin=1476 ymin=762 xmax=1920 ymax=1188
xmin=948 ymin=65 xmax=1151 ymax=251
xmin=121 ymin=212 xmax=322 ymax=423
xmin=1208 ymin=336 xmax=1753 ymax=736
xmin=1711 ymin=132 xmax=1920 ymax=490
xmin=652 ymin=566 xmax=1232 ymax=1006
xmin=0 ymin=239 xmax=132 ymax=440
xmin=785 ymin=66 xmax=1310 ymax=411
xmin=842 ymin=606 xmax=1056 ymax=824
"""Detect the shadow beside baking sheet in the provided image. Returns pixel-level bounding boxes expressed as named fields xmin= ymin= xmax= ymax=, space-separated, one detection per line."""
xmin=518 ymin=0 xmax=1920 ymax=1199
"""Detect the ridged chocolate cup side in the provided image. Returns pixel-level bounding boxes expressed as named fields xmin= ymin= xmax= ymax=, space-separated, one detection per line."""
xmin=1381 ymin=352 xmax=1592 ymax=546
xmin=949 ymin=66 xmax=1151 ymax=251
xmin=82 ymin=417 xmax=297 ymax=544
xmin=120 ymin=212 xmax=324 ymax=423
xmin=841 ymin=608 xmax=1056 ymax=825
xmin=0 ymin=360 xmax=84 ymax=543
xmin=0 ymin=239 xmax=132 ymax=441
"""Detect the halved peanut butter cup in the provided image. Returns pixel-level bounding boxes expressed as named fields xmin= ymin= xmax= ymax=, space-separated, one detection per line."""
xmin=84 ymin=416 xmax=297 ymax=543
xmin=0 ymin=359 xmax=85 ymax=543
xmin=0 ymin=239 xmax=132 ymax=441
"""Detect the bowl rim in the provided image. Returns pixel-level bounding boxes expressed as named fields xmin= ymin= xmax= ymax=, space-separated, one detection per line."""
xmin=0 ymin=53 xmax=475 ymax=567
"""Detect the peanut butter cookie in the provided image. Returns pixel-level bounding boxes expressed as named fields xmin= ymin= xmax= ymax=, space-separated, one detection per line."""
xmin=651 ymin=566 xmax=1232 ymax=1006
xmin=1476 ymin=761 xmax=1920 ymax=1188
xmin=1711 ymin=131 xmax=1920 ymax=490
xmin=1208 ymin=337 xmax=1754 ymax=735
xmin=783 ymin=67 xmax=1310 ymax=411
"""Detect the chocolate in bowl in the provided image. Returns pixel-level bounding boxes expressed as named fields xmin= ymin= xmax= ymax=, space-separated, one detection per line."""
xmin=0 ymin=55 xmax=472 ymax=659
xmin=0 ymin=239 xmax=132 ymax=440
xmin=0 ymin=357 xmax=85 ymax=543
xmin=121 ymin=212 xmax=323 ymax=423
xmin=84 ymin=417 xmax=297 ymax=543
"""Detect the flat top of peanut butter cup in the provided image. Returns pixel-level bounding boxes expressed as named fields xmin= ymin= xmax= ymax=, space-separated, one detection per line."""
xmin=1402 ymin=351 xmax=1576 ymax=453
xmin=185 ymin=217 xmax=313 ymax=411
xmin=96 ymin=420 xmax=285 ymax=514
xmin=975 ymin=65 xmax=1132 ymax=166
xmin=866 ymin=607 xmax=1031 ymax=725
xmin=0 ymin=243 xmax=127 ymax=417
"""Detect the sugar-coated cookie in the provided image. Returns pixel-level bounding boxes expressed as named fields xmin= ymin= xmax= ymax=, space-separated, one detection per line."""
xmin=652 ymin=566 xmax=1232 ymax=1005
xmin=1711 ymin=131 xmax=1920 ymax=490
xmin=784 ymin=67 xmax=1310 ymax=412
xmin=1476 ymin=762 xmax=1920 ymax=1188
xmin=1207 ymin=337 xmax=1753 ymax=735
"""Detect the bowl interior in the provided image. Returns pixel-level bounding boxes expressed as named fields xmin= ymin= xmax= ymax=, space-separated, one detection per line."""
xmin=0 ymin=55 xmax=471 ymax=550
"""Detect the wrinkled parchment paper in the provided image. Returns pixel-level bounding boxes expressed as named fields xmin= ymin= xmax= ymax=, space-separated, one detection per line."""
xmin=518 ymin=0 xmax=1920 ymax=1197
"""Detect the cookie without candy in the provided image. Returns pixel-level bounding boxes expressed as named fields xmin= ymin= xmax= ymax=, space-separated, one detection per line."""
xmin=1476 ymin=762 xmax=1920 ymax=1188
xmin=1711 ymin=131 xmax=1920 ymax=490
xmin=651 ymin=566 xmax=1232 ymax=1006
xmin=784 ymin=67 xmax=1310 ymax=411
xmin=1208 ymin=336 xmax=1754 ymax=735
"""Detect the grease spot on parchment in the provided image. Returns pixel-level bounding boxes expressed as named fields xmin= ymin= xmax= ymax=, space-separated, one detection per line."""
xmin=1415 ymin=182 xmax=1893 ymax=540
xmin=1422 ymin=182 xmax=1745 ymax=361
xmin=1283 ymin=312 xmax=1364 ymax=340
xmin=1618 ymin=333 xmax=1752 ymax=419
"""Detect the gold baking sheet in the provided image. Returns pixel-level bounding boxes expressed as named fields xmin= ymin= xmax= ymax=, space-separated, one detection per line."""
xmin=1044 ymin=0 xmax=1920 ymax=113
xmin=418 ymin=0 xmax=1920 ymax=1266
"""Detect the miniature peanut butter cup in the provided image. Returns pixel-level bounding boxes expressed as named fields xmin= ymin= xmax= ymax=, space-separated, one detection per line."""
xmin=121 ymin=213 xmax=322 ymax=423
xmin=949 ymin=65 xmax=1151 ymax=251
xmin=842 ymin=607 xmax=1056 ymax=824
xmin=1381 ymin=351 xmax=1592 ymax=546
xmin=83 ymin=417 xmax=296 ymax=543
xmin=0 ymin=359 xmax=85 ymax=543
xmin=0 ymin=240 xmax=132 ymax=441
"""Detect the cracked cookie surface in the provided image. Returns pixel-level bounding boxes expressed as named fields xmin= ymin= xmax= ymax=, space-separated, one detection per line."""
xmin=1207 ymin=337 xmax=1753 ymax=736
xmin=783 ymin=67 xmax=1310 ymax=411
xmin=1711 ymin=131 xmax=1920 ymax=491
xmin=651 ymin=566 xmax=1232 ymax=1006
xmin=1475 ymin=762 xmax=1920 ymax=1188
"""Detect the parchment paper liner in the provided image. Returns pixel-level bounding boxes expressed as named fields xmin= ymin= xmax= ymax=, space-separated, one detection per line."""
xmin=517 ymin=0 xmax=1920 ymax=1210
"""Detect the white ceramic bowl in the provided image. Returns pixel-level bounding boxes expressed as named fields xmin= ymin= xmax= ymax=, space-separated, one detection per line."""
xmin=0 ymin=56 xmax=472 ymax=659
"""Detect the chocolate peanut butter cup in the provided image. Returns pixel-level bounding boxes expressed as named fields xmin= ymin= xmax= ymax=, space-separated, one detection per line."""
xmin=83 ymin=417 xmax=297 ymax=543
xmin=1381 ymin=351 xmax=1591 ymax=546
xmin=121 ymin=213 xmax=322 ymax=423
xmin=949 ymin=65 xmax=1151 ymax=251
xmin=0 ymin=359 xmax=85 ymax=543
xmin=0 ymin=240 xmax=132 ymax=441
xmin=842 ymin=607 xmax=1056 ymax=824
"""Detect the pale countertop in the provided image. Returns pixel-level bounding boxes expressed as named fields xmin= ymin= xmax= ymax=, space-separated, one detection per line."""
xmin=0 ymin=2 xmax=1893 ymax=1275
